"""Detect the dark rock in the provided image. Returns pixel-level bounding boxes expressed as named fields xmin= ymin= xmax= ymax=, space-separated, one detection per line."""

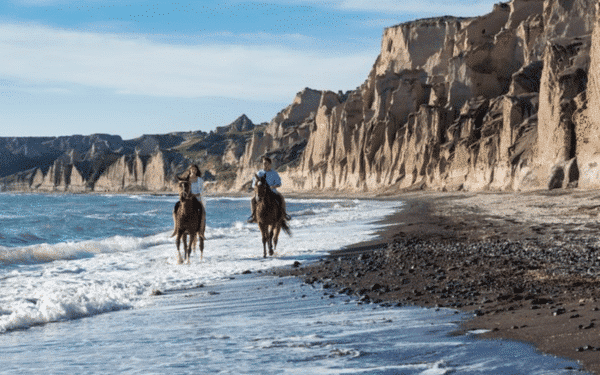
xmin=553 ymin=308 xmax=566 ymax=316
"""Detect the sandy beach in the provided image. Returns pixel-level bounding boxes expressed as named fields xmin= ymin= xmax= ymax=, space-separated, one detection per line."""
xmin=276 ymin=190 xmax=600 ymax=374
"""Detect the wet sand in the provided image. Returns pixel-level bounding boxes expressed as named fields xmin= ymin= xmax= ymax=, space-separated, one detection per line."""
xmin=275 ymin=190 xmax=600 ymax=374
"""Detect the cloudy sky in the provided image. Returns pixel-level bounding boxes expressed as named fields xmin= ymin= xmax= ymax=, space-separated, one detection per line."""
xmin=0 ymin=0 xmax=499 ymax=139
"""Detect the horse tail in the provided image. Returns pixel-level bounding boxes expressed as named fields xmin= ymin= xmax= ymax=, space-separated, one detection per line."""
xmin=281 ymin=218 xmax=292 ymax=237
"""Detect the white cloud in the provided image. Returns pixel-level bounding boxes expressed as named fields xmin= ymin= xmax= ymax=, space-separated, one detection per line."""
xmin=338 ymin=0 xmax=498 ymax=17
xmin=0 ymin=23 xmax=375 ymax=101
xmin=227 ymin=0 xmax=498 ymax=18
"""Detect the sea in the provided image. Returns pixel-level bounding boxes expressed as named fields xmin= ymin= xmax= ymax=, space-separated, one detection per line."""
xmin=0 ymin=193 xmax=588 ymax=374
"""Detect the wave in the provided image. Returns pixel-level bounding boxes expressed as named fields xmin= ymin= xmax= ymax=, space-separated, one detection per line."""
xmin=0 ymin=214 xmax=23 ymax=219
xmin=0 ymin=233 xmax=170 ymax=267
xmin=0 ymin=196 xmax=399 ymax=334
xmin=0 ymin=218 xmax=265 ymax=267
xmin=1 ymin=290 xmax=133 ymax=333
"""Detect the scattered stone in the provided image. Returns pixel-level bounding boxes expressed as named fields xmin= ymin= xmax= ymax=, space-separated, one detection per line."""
xmin=576 ymin=345 xmax=598 ymax=352
xmin=553 ymin=308 xmax=566 ymax=316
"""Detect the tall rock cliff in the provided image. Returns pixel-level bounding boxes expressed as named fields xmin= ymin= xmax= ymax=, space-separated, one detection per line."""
xmin=2 ymin=0 xmax=599 ymax=195
xmin=0 ymin=133 xmax=195 ymax=193
xmin=253 ymin=0 xmax=597 ymax=194
xmin=224 ymin=88 xmax=321 ymax=192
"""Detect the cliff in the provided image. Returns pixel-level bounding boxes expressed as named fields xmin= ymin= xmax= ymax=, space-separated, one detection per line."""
xmin=271 ymin=0 xmax=598 ymax=193
xmin=2 ymin=0 xmax=600 ymax=195
xmin=0 ymin=123 xmax=253 ymax=193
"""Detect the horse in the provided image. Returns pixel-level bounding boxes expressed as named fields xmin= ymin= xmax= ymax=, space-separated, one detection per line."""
xmin=173 ymin=178 xmax=204 ymax=264
xmin=253 ymin=173 xmax=291 ymax=258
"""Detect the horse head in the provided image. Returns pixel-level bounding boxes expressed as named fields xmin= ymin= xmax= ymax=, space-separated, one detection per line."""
xmin=254 ymin=173 xmax=270 ymax=202
xmin=177 ymin=176 xmax=193 ymax=201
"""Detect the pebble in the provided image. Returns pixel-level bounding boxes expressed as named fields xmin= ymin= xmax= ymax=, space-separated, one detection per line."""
xmin=286 ymin=233 xmax=600 ymax=360
xmin=576 ymin=345 xmax=599 ymax=352
xmin=553 ymin=308 xmax=566 ymax=316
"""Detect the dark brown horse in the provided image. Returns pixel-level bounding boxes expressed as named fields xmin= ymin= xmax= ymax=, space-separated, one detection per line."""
xmin=254 ymin=173 xmax=291 ymax=257
xmin=174 ymin=178 xmax=204 ymax=263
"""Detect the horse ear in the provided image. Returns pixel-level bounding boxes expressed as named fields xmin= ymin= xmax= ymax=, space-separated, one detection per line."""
xmin=178 ymin=173 xmax=192 ymax=182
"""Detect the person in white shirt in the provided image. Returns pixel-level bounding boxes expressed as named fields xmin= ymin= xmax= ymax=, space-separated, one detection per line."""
xmin=247 ymin=156 xmax=291 ymax=223
xmin=188 ymin=164 xmax=204 ymax=198
xmin=172 ymin=164 xmax=205 ymax=237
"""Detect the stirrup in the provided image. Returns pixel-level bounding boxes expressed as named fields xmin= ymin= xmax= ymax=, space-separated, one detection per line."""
xmin=285 ymin=214 xmax=291 ymax=220
xmin=247 ymin=215 xmax=256 ymax=224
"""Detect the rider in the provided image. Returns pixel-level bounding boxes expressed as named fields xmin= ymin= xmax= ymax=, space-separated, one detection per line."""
xmin=247 ymin=156 xmax=291 ymax=223
xmin=172 ymin=164 xmax=205 ymax=237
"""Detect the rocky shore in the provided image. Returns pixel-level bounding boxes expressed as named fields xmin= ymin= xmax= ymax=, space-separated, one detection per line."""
xmin=275 ymin=190 xmax=600 ymax=374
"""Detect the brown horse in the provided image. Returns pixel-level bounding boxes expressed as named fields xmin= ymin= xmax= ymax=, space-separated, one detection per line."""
xmin=174 ymin=178 xmax=204 ymax=263
xmin=254 ymin=173 xmax=291 ymax=257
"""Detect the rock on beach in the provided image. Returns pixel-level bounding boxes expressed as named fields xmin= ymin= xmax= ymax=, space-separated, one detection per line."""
xmin=275 ymin=191 xmax=600 ymax=374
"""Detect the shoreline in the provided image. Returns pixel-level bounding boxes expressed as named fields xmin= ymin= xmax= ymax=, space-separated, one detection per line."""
xmin=275 ymin=190 xmax=600 ymax=374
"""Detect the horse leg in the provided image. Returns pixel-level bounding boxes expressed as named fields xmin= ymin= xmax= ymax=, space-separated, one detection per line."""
xmin=175 ymin=233 xmax=183 ymax=264
xmin=198 ymin=205 xmax=205 ymax=260
xmin=268 ymin=226 xmax=274 ymax=256
xmin=273 ymin=224 xmax=281 ymax=254
xmin=190 ymin=235 xmax=196 ymax=255
xmin=199 ymin=237 xmax=204 ymax=261
xmin=259 ymin=223 xmax=268 ymax=258
xmin=187 ymin=233 xmax=196 ymax=264
xmin=183 ymin=234 xmax=189 ymax=264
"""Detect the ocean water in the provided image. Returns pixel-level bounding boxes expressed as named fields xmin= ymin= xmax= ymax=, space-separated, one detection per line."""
xmin=0 ymin=193 xmax=588 ymax=374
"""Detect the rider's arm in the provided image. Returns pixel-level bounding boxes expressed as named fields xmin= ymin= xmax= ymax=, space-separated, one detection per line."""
xmin=271 ymin=171 xmax=282 ymax=189
xmin=192 ymin=178 xmax=203 ymax=197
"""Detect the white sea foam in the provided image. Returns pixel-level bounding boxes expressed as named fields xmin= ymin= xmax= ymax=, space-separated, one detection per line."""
xmin=0 ymin=196 xmax=590 ymax=374
xmin=0 ymin=199 xmax=399 ymax=333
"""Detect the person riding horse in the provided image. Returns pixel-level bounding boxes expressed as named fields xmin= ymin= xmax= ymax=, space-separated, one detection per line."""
xmin=247 ymin=157 xmax=291 ymax=223
xmin=172 ymin=164 xmax=205 ymax=239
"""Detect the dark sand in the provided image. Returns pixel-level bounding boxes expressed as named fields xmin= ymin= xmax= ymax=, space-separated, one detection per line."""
xmin=275 ymin=190 xmax=600 ymax=374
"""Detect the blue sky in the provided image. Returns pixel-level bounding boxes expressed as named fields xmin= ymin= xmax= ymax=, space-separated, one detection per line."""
xmin=0 ymin=0 xmax=499 ymax=140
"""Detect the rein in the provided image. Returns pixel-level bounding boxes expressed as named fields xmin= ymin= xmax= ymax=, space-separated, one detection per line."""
xmin=255 ymin=176 xmax=275 ymax=204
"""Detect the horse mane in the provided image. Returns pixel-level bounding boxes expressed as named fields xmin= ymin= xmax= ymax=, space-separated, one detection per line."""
xmin=255 ymin=173 xmax=290 ymax=236
xmin=253 ymin=172 xmax=291 ymax=257
xmin=255 ymin=173 xmax=277 ymax=201
xmin=177 ymin=177 xmax=194 ymax=204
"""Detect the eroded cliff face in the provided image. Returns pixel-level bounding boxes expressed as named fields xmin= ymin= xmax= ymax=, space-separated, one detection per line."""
xmin=260 ymin=0 xmax=599 ymax=194
xmin=0 ymin=117 xmax=260 ymax=193
xmin=2 ymin=0 xmax=599 ymax=195
xmin=217 ymin=88 xmax=321 ymax=192
xmin=0 ymin=134 xmax=192 ymax=193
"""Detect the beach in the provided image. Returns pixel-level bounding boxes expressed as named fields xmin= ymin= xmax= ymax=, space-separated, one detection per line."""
xmin=0 ymin=192 xmax=596 ymax=373
xmin=276 ymin=190 xmax=600 ymax=374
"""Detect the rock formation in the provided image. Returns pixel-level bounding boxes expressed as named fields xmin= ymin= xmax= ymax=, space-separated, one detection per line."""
xmin=2 ymin=0 xmax=600 ymax=195
xmin=268 ymin=0 xmax=599 ymax=194
xmin=0 ymin=134 xmax=193 ymax=193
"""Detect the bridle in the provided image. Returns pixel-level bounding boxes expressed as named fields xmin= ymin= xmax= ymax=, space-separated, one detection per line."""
xmin=255 ymin=174 xmax=270 ymax=203
xmin=178 ymin=180 xmax=193 ymax=201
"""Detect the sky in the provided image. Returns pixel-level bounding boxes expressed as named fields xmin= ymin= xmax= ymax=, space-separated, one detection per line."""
xmin=0 ymin=0 xmax=500 ymax=140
